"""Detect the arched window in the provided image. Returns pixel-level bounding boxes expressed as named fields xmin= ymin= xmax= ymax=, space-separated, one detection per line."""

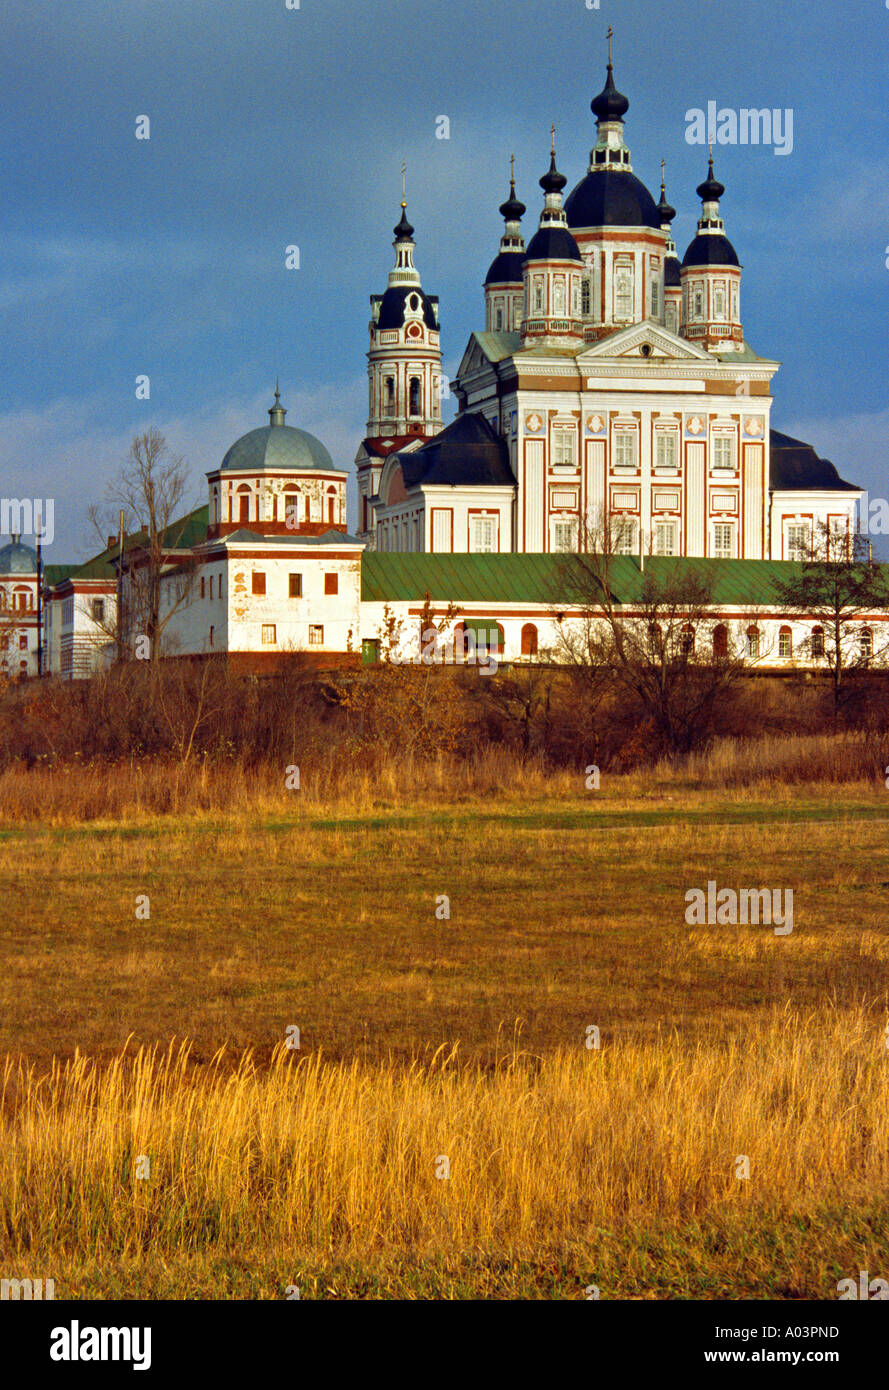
xmin=327 ymin=487 xmax=337 ymax=525
xmin=860 ymin=627 xmax=873 ymax=661
xmin=778 ymin=626 xmax=793 ymax=659
xmin=237 ymin=485 xmax=251 ymax=524
xmin=383 ymin=376 xmax=395 ymax=416
xmin=283 ymin=484 xmax=299 ymax=528
xmin=712 ymin=624 xmax=728 ymax=660
xmin=679 ymin=624 xmax=695 ymax=658
xmin=521 ymin=623 xmax=538 ymax=657
xmin=647 ymin=623 xmax=662 ymax=658
xmin=746 ymin=626 xmax=760 ymax=660
xmin=409 ymin=378 xmax=421 ymax=417
xmin=811 ymin=626 xmax=825 ymax=658
xmin=495 ymin=308 xmax=503 ymax=331
xmin=581 ymin=277 xmax=591 ymax=316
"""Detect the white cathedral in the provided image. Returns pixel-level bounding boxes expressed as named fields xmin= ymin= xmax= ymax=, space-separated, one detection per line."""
xmin=356 ymin=58 xmax=859 ymax=563
xmin=8 ymin=53 xmax=879 ymax=678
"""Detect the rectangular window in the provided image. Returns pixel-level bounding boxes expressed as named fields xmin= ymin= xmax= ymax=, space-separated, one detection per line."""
xmin=289 ymin=573 xmax=302 ymax=598
xmin=613 ymin=516 xmax=637 ymax=555
xmin=261 ymin=624 xmax=276 ymax=645
xmin=654 ymin=522 xmax=677 ymax=556
xmin=470 ymin=516 xmax=496 ymax=554
xmin=209 ymin=576 xmax=214 ymax=600
xmin=713 ymin=524 xmax=733 ymax=559
xmin=209 ymin=625 xmax=214 ymax=647
xmin=778 ymin=629 xmax=793 ymax=659
xmin=91 ymin=599 xmax=104 ymax=622
xmin=200 ymin=577 xmax=205 ymax=599
xmin=252 ymin=572 xmax=266 ymax=595
xmin=324 ymin=573 xmax=338 ymax=595
xmin=552 ymin=521 xmax=576 ymax=553
xmin=714 ymin=287 xmax=726 ymax=320
xmin=19 ymin=634 xmax=27 ymax=650
xmin=787 ymin=523 xmax=810 ymax=559
xmin=655 ymin=432 xmax=677 ymax=469
xmin=613 ymin=431 xmax=637 ymax=470
xmin=712 ymin=435 xmax=735 ymax=470
xmin=309 ymin=625 xmax=324 ymax=645
xmin=650 ymin=277 xmax=659 ymax=319
xmin=553 ymin=429 xmax=577 ymax=468
xmin=614 ymin=264 xmax=634 ymax=320
xmin=581 ymin=278 xmax=591 ymax=315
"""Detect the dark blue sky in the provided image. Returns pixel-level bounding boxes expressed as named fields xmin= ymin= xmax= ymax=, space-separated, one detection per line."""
xmin=2 ymin=0 xmax=887 ymax=558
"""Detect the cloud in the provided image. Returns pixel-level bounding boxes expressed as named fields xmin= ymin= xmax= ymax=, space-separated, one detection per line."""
xmin=0 ymin=378 xmax=368 ymax=560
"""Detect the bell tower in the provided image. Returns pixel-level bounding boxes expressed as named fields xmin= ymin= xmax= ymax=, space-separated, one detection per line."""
xmin=356 ymin=176 xmax=444 ymax=540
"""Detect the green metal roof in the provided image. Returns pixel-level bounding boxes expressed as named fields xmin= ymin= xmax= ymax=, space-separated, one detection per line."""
xmin=360 ymin=553 xmax=850 ymax=607
xmin=159 ymin=504 xmax=208 ymax=550
xmin=43 ymin=563 xmax=79 ymax=586
xmin=46 ymin=506 xmax=209 ymax=589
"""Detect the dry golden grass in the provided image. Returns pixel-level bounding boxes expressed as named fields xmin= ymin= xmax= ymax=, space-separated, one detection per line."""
xmin=3 ymin=741 xmax=889 ymax=1297
xmin=0 ymin=730 xmax=885 ymax=825
xmin=2 ymin=1007 xmax=888 ymax=1299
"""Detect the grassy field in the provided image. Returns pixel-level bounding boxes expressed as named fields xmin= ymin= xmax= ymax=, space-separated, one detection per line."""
xmin=2 ymin=775 xmax=889 ymax=1297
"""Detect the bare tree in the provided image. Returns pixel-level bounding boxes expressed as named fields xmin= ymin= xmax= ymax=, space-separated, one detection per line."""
xmin=88 ymin=428 xmax=198 ymax=664
xmin=553 ymin=513 xmax=747 ymax=757
xmin=771 ymin=520 xmax=889 ymax=719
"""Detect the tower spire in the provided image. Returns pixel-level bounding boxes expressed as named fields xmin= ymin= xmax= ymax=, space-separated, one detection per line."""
xmin=394 ymin=161 xmax=414 ymax=241
xmin=268 ymin=381 xmax=287 ymax=427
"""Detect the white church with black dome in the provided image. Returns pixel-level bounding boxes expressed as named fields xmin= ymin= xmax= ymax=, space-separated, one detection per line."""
xmin=357 ymin=53 xmax=859 ymax=564
xmin=36 ymin=47 xmax=878 ymax=677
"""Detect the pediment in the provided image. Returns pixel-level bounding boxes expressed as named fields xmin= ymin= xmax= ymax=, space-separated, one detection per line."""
xmin=457 ymin=335 xmax=489 ymax=379
xmin=579 ymin=323 xmax=713 ymax=364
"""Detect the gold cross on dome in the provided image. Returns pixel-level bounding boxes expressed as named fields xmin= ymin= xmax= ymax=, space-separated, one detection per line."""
xmin=510 ymin=152 xmax=515 ymax=185
xmin=551 ymin=123 xmax=556 ymax=155
xmin=401 ymin=159 xmax=406 ymax=206
xmin=607 ymin=26 xmax=613 ymax=63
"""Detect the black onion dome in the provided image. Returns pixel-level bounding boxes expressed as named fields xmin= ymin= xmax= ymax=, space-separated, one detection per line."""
xmin=565 ymin=169 xmax=661 ymax=229
xmin=540 ymin=154 xmax=567 ymax=195
xmin=681 ymin=234 xmax=740 ymax=269
xmin=499 ymin=184 xmax=526 ymax=221
xmin=376 ymin=285 xmax=439 ymax=329
xmin=657 ymin=190 xmax=676 ymax=224
xmin=591 ymin=63 xmax=630 ymax=122
xmin=697 ymin=156 xmax=725 ymax=203
xmin=664 ymin=255 xmax=682 ymax=287
xmin=485 ymin=250 xmax=526 ymax=286
xmin=524 ymin=225 xmax=583 ymax=263
xmin=393 ymin=206 xmax=414 ymax=239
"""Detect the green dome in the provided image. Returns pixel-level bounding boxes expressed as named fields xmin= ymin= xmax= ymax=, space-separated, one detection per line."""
xmin=219 ymin=424 xmax=338 ymax=474
xmin=0 ymin=539 xmax=38 ymax=574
